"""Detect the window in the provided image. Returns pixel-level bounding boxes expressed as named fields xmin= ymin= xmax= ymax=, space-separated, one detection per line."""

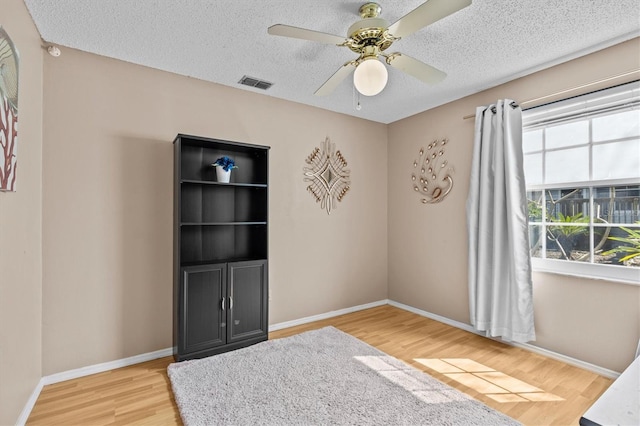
xmin=523 ymin=81 xmax=640 ymax=284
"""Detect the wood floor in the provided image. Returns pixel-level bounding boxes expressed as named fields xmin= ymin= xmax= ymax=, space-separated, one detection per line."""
xmin=27 ymin=305 xmax=612 ymax=425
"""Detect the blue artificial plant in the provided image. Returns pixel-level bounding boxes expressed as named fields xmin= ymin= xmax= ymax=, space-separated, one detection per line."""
xmin=212 ymin=156 xmax=238 ymax=172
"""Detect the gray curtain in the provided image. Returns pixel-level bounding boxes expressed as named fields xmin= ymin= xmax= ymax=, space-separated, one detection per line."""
xmin=466 ymin=99 xmax=536 ymax=343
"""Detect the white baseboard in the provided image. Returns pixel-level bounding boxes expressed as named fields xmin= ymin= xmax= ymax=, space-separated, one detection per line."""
xmin=41 ymin=347 xmax=173 ymax=386
xmin=388 ymin=299 xmax=620 ymax=379
xmin=19 ymin=297 xmax=620 ymax=424
xmin=18 ymin=347 xmax=173 ymax=425
xmin=510 ymin=341 xmax=620 ymax=379
xmin=16 ymin=378 xmax=45 ymax=426
xmin=269 ymin=299 xmax=389 ymax=332
xmin=388 ymin=300 xmax=478 ymax=333
xmin=35 ymin=299 xmax=388 ymax=386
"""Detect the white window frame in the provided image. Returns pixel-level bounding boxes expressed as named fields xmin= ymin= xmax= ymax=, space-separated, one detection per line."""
xmin=523 ymin=81 xmax=640 ymax=286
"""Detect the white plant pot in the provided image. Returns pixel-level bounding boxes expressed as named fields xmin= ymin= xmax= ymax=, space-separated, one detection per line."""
xmin=216 ymin=167 xmax=231 ymax=183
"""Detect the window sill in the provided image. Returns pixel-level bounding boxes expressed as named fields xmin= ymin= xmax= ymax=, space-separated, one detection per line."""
xmin=531 ymin=258 xmax=640 ymax=286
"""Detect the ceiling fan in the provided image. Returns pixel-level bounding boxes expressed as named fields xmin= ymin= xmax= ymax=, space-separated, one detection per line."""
xmin=268 ymin=0 xmax=471 ymax=97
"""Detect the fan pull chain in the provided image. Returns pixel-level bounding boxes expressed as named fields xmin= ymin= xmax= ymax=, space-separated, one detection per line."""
xmin=353 ymin=84 xmax=362 ymax=111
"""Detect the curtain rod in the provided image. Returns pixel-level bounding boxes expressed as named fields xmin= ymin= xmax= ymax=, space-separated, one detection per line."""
xmin=462 ymin=69 xmax=640 ymax=120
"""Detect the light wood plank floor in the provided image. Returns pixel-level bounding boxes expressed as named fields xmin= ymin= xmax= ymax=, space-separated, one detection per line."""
xmin=28 ymin=305 xmax=612 ymax=425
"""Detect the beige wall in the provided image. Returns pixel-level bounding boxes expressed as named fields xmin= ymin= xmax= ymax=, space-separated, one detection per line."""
xmin=388 ymin=38 xmax=640 ymax=373
xmin=41 ymin=48 xmax=388 ymax=375
xmin=0 ymin=0 xmax=43 ymax=423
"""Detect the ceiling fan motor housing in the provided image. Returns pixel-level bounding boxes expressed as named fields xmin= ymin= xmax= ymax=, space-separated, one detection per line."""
xmin=346 ymin=18 xmax=394 ymax=54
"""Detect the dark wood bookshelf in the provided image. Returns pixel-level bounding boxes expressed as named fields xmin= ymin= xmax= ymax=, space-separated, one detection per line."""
xmin=173 ymin=134 xmax=270 ymax=361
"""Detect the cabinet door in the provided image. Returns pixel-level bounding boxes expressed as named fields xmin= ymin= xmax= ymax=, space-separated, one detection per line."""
xmin=227 ymin=260 xmax=268 ymax=343
xmin=181 ymin=264 xmax=226 ymax=354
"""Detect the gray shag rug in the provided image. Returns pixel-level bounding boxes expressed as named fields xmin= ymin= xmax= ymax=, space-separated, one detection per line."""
xmin=168 ymin=326 xmax=520 ymax=426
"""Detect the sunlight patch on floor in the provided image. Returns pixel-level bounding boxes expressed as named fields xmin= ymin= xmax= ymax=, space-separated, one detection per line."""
xmin=414 ymin=358 xmax=564 ymax=403
xmin=354 ymin=356 xmax=470 ymax=404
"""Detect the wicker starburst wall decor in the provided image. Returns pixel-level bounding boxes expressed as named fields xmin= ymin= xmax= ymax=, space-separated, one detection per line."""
xmin=304 ymin=137 xmax=351 ymax=215
xmin=411 ymin=138 xmax=454 ymax=204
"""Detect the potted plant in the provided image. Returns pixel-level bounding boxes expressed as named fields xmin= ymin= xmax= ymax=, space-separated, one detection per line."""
xmin=547 ymin=212 xmax=589 ymax=260
xmin=212 ymin=156 xmax=237 ymax=183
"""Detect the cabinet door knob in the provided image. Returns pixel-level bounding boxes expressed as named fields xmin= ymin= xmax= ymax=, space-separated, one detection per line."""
xmin=229 ymin=297 xmax=233 ymax=309
xmin=221 ymin=297 xmax=226 ymax=310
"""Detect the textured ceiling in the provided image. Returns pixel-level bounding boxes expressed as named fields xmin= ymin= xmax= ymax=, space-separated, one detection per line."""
xmin=24 ymin=0 xmax=640 ymax=124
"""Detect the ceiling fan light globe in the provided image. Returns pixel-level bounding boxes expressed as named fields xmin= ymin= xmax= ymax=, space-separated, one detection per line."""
xmin=353 ymin=58 xmax=388 ymax=96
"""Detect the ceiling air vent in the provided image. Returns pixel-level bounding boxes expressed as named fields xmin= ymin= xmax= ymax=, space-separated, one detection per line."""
xmin=239 ymin=75 xmax=273 ymax=90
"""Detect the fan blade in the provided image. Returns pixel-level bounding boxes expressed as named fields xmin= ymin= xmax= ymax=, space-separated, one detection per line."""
xmin=268 ymin=24 xmax=346 ymax=45
xmin=314 ymin=61 xmax=357 ymax=96
xmin=386 ymin=53 xmax=446 ymax=85
xmin=387 ymin=0 xmax=471 ymax=38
